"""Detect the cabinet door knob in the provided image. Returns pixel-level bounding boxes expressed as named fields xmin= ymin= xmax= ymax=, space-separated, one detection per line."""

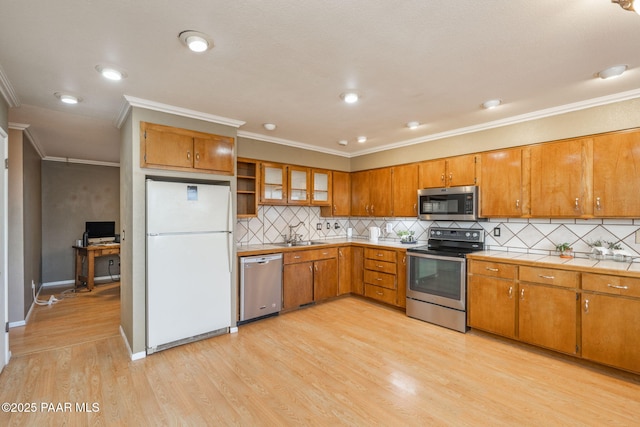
xmin=515 ymin=199 xmax=520 ymax=209
xmin=187 ymin=151 xmax=191 ymax=160
xmin=584 ymin=298 xmax=589 ymax=314
xmin=508 ymin=286 xmax=513 ymax=298
xmin=195 ymin=152 xmax=200 ymax=161
xmin=596 ymin=197 xmax=601 ymax=210
xmin=441 ymin=173 xmax=445 ymax=182
xmin=574 ymin=197 xmax=580 ymax=210
xmin=520 ymin=288 xmax=525 ymax=300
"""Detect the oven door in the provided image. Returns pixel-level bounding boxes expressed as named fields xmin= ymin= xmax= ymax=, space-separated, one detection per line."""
xmin=406 ymin=252 xmax=466 ymax=311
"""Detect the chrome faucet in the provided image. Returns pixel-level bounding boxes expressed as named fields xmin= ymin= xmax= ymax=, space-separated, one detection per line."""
xmin=285 ymin=221 xmax=305 ymax=243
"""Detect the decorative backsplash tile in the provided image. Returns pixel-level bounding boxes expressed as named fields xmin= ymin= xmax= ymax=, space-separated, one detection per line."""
xmin=236 ymin=206 xmax=640 ymax=260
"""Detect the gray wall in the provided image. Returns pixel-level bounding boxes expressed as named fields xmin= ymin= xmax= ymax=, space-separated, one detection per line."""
xmin=8 ymin=128 xmax=41 ymax=323
xmin=41 ymin=161 xmax=120 ymax=284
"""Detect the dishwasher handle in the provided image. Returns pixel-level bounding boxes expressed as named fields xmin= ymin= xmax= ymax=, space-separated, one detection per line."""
xmin=241 ymin=253 xmax=283 ymax=265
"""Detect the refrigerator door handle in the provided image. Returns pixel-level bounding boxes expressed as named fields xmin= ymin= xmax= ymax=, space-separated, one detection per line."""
xmin=227 ymin=190 xmax=233 ymax=232
xmin=227 ymin=232 xmax=233 ymax=273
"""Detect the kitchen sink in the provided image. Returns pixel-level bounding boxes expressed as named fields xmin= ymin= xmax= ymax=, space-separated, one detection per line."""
xmin=270 ymin=240 xmax=327 ymax=247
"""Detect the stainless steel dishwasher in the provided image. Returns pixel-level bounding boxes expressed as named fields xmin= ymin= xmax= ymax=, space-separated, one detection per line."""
xmin=239 ymin=253 xmax=283 ymax=324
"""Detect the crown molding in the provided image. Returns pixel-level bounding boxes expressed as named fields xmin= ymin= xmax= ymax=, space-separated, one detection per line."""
xmin=351 ymin=88 xmax=640 ymax=157
xmin=8 ymin=122 xmax=46 ymax=158
xmin=43 ymin=156 xmax=120 ymax=168
xmin=238 ymin=130 xmax=351 ymax=158
xmin=120 ymin=95 xmax=246 ymax=128
xmin=0 ymin=64 xmax=20 ymax=108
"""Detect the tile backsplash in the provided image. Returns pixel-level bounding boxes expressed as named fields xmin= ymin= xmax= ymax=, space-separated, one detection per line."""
xmin=236 ymin=206 xmax=640 ymax=259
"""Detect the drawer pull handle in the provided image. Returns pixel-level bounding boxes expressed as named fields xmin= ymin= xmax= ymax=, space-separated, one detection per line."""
xmin=376 ymin=291 xmax=383 ymax=296
xmin=376 ymin=278 xmax=382 ymax=281
xmin=486 ymin=267 xmax=499 ymax=272
xmin=294 ymin=256 xmax=301 ymax=259
xmin=322 ymin=252 xmax=329 ymax=255
xmin=538 ymin=275 xmax=555 ymax=280
xmin=377 ymin=254 xmax=384 ymax=257
xmin=377 ymin=264 xmax=384 ymax=268
xmin=607 ymin=284 xmax=629 ymax=290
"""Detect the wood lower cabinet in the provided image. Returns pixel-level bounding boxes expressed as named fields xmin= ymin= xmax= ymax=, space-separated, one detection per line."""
xmin=581 ymin=273 xmax=640 ymax=373
xmin=363 ymin=248 xmax=398 ymax=305
xmin=283 ymin=262 xmax=313 ymax=309
xmin=469 ymin=257 xmax=640 ymax=374
xmin=518 ymin=283 xmax=577 ymax=355
xmin=338 ymin=246 xmax=352 ymax=295
xmin=351 ymin=247 xmax=364 ymax=295
xmin=468 ymin=270 xmax=517 ymax=339
xmin=283 ymin=248 xmax=338 ymax=309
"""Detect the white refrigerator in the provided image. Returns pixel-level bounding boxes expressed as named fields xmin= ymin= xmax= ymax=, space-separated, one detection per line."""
xmin=146 ymin=179 xmax=232 ymax=353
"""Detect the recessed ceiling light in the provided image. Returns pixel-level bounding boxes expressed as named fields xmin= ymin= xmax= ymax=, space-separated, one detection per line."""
xmin=95 ymin=65 xmax=127 ymax=81
xmin=340 ymin=91 xmax=359 ymax=104
xmin=263 ymin=123 xmax=276 ymax=131
xmin=178 ymin=30 xmax=214 ymax=53
xmin=482 ymin=99 xmax=502 ymax=109
xmin=54 ymin=92 xmax=81 ymax=104
xmin=597 ymin=64 xmax=628 ymax=80
xmin=357 ymin=136 xmax=367 ymax=143
xmin=407 ymin=121 xmax=420 ymax=129
xmin=338 ymin=140 xmax=348 ymax=146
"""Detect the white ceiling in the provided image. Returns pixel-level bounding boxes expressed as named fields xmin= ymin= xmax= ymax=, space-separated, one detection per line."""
xmin=1 ymin=1 xmax=640 ymax=164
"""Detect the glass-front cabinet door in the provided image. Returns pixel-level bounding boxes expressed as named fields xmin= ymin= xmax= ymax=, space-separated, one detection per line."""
xmin=311 ymin=169 xmax=332 ymax=206
xmin=287 ymin=166 xmax=310 ymax=204
xmin=260 ymin=162 xmax=287 ymax=204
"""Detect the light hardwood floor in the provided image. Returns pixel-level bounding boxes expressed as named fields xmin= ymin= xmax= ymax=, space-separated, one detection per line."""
xmin=1 ymin=286 xmax=639 ymax=426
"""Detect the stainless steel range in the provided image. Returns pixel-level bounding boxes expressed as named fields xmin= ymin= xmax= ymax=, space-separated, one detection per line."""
xmin=406 ymin=227 xmax=484 ymax=333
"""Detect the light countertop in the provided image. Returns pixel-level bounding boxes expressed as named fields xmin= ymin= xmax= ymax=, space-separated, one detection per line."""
xmin=467 ymin=250 xmax=640 ymax=277
xmin=236 ymin=237 xmax=426 ymax=256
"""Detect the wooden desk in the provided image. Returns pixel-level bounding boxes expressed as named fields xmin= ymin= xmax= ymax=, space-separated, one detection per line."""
xmin=73 ymin=244 xmax=120 ymax=291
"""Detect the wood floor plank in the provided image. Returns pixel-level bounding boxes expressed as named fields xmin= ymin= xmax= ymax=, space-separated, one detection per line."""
xmin=2 ymin=289 xmax=639 ymax=426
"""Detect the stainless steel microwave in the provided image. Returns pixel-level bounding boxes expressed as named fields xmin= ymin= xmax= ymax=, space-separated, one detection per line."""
xmin=417 ymin=186 xmax=484 ymax=221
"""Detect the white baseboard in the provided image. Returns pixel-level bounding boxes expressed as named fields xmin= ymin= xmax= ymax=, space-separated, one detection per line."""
xmin=8 ymin=320 xmax=26 ymax=328
xmin=42 ymin=276 xmax=120 ymax=288
xmin=120 ymin=325 xmax=146 ymax=361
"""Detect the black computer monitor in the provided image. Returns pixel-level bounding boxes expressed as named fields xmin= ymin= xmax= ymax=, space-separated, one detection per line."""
xmin=85 ymin=221 xmax=115 ymax=240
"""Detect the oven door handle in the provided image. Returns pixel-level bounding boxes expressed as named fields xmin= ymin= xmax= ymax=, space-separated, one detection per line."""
xmin=407 ymin=253 xmax=466 ymax=263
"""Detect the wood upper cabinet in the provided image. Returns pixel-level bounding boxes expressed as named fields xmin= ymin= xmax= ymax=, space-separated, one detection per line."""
xmin=310 ymin=169 xmax=332 ymax=206
xmin=391 ymin=164 xmax=418 ymax=217
xmin=518 ymin=283 xmax=577 ymax=355
xmin=260 ymin=162 xmax=287 ymax=204
xmin=287 ymin=165 xmax=311 ymax=205
xmin=418 ymin=155 xmax=477 ymax=188
xmin=530 ymin=137 xmax=591 ymax=217
xmin=141 ymin=122 xmax=234 ymax=175
xmin=350 ymin=170 xmax=370 ymax=216
xmin=237 ymin=158 xmax=259 ymax=218
xmin=369 ymin=168 xmax=392 ymax=217
xmin=480 ymin=147 xmax=529 ymax=217
xmin=321 ymin=171 xmax=350 ymax=216
xmin=592 ymin=130 xmax=640 ymax=217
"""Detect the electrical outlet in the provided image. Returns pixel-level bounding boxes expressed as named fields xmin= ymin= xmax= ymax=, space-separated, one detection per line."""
xmin=493 ymin=227 xmax=501 ymax=237
xmin=334 ymin=222 xmax=340 ymax=229
xmin=316 ymin=223 xmax=322 ymax=230
xmin=109 ymin=259 xmax=114 ymax=266
xmin=326 ymin=222 xmax=331 ymax=230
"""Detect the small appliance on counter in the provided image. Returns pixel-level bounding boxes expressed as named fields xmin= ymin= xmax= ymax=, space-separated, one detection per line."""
xmin=369 ymin=227 xmax=380 ymax=242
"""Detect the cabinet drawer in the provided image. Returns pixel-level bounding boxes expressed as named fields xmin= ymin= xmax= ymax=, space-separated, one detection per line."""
xmin=364 ymin=269 xmax=396 ymax=289
xmin=468 ymin=260 xmax=516 ymax=280
xmin=582 ymin=273 xmax=640 ymax=298
xmin=519 ymin=266 xmax=579 ymax=289
xmin=364 ymin=259 xmax=396 ymax=274
xmin=364 ymin=248 xmax=397 ymax=263
xmin=284 ymin=247 xmax=338 ymax=264
xmin=364 ymin=284 xmax=397 ymax=305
